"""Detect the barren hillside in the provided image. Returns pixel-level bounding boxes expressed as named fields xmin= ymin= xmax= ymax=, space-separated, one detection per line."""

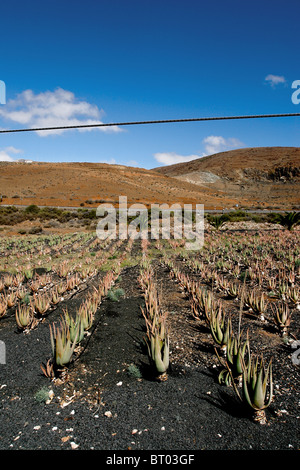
xmin=0 ymin=161 xmax=230 ymax=210
xmin=0 ymin=147 xmax=299 ymax=210
xmin=154 ymin=147 xmax=300 ymax=210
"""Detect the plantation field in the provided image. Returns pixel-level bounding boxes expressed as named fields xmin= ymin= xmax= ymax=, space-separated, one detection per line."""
xmin=0 ymin=226 xmax=299 ymax=451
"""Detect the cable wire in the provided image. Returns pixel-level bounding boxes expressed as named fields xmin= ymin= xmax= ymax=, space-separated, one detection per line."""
xmin=0 ymin=112 xmax=299 ymax=134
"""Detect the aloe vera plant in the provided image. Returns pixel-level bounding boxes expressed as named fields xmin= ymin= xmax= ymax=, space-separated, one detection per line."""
xmin=287 ymin=286 xmax=300 ymax=307
xmin=51 ymin=286 xmax=61 ymax=305
xmin=143 ymin=313 xmax=170 ymax=380
xmin=140 ymin=261 xmax=170 ymax=380
xmin=5 ymin=291 xmax=18 ymax=308
xmin=77 ymin=302 xmax=94 ymax=330
xmin=192 ymin=287 xmax=217 ymax=322
xmin=50 ymin=319 xmax=78 ymax=367
xmin=217 ymin=331 xmax=250 ymax=386
xmin=245 ymin=290 xmax=268 ymax=321
xmin=226 ymin=281 xmax=240 ymax=299
xmin=0 ymin=295 xmax=7 ymax=318
xmin=32 ymin=292 xmax=51 ymax=315
xmin=272 ymin=302 xmax=292 ymax=337
xmin=231 ymin=353 xmax=274 ymax=424
xmin=15 ymin=304 xmax=36 ymax=330
xmin=64 ymin=309 xmax=85 ymax=344
xmin=209 ymin=305 xmax=232 ymax=354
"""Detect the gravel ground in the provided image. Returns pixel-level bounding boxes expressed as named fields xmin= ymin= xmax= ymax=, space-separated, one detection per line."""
xmin=0 ymin=259 xmax=299 ymax=460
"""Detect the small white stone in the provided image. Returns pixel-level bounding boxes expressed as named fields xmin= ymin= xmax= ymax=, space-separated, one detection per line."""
xmin=33 ymin=425 xmax=41 ymax=430
xmin=116 ymin=381 xmax=122 ymax=386
xmin=104 ymin=411 xmax=112 ymax=418
xmin=70 ymin=441 xmax=79 ymax=449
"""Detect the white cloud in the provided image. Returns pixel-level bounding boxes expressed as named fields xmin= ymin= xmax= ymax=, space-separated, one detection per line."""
xmin=99 ymin=158 xmax=140 ymax=167
xmin=154 ymin=135 xmax=243 ymax=166
xmin=202 ymin=135 xmax=243 ymax=155
xmin=127 ymin=160 xmax=139 ymax=167
xmin=0 ymin=151 xmax=14 ymax=162
xmin=153 ymin=152 xmax=202 ymax=166
xmin=265 ymin=74 xmax=286 ymax=87
xmin=0 ymin=88 xmax=121 ymax=136
xmin=99 ymin=158 xmax=117 ymax=165
xmin=0 ymin=146 xmax=23 ymax=161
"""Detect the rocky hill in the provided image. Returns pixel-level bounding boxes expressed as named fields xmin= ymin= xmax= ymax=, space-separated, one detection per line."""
xmin=154 ymin=147 xmax=300 ymax=210
xmin=0 ymin=147 xmax=299 ymax=210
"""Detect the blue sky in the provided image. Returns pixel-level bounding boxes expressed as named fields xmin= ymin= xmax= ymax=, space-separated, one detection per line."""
xmin=0 ymin=0 xmax=299 ymax=169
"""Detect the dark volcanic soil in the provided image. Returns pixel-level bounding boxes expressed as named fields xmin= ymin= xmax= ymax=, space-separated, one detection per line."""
xmin=0 ymin=244 xmax=299 ymax=456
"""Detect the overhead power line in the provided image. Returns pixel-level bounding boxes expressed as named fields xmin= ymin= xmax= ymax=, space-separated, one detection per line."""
xmin=0 ymin=112 xmax=300 ymax=134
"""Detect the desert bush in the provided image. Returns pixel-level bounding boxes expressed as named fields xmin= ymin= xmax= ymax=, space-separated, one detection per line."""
xmin=25 ymin=204 xmax=40 ymax=215
xmin=28 ymin=226 xmax=42 ymax=234
xmin=206 ymin=214 xmax=230 ymax=230
xmin=127 ymin=363 xmax=142 ymax=379
xmin=107 ymin=287 xmax=125 ymax=302
xmin=277 ymin=211 xmax=300 ymax=231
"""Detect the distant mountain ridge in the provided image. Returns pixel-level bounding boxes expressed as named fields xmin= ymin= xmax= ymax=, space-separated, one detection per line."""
xmin=153 ymin=147 xmax=300 ymax=210
xmin=0 ymin=147 xmax=299 ymax=210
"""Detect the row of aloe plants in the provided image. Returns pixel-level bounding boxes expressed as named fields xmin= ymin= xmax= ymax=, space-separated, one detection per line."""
xmin=184 ymin=255 xmax=297 ymax=338
xmin=0 ymin=235 xmax=124 ymax=331
xmin=171 ymin=229 xmax=299 ymax=340
xmin=159 ymin=243 xmax=275 ymax=425
xmin=0 ymin=231 xmax=95 ymax=274
xmin=41 ymin=236 xmax=132 ymax=380
xmin=41 ymin=259 xmax=122 ymax=380
xmin=138 ymin=244 xmax=170 ymax=381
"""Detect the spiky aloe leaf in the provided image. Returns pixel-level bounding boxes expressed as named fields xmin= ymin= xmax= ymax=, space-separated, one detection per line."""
xmin=153 ymin=333 xmax=169 ymax=374
xmin=218 ymin=368 xmax=231 ymax=386
xmin=210 ymin=308 xmax=232 ymax=350
xmin=262 ymin=359 xmax=273 ymax=408
xmin=236 ymin=340 xmax=249 ymax=376
xmin=242 ymin=356 xmax=273 ymax=411
xmin=227 ymin=332 xmax=250 ymax=377
xmin=252 ymin=364 xmax=265 ymax=410
xmin=50 ymin=320 xmax=79 ymax=367
xmin=64 ymin=310 xmax=85 ymax=343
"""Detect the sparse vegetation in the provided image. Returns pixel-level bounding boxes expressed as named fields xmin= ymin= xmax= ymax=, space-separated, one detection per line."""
xmin=106 ymin=287 xmax=125 ymax=302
